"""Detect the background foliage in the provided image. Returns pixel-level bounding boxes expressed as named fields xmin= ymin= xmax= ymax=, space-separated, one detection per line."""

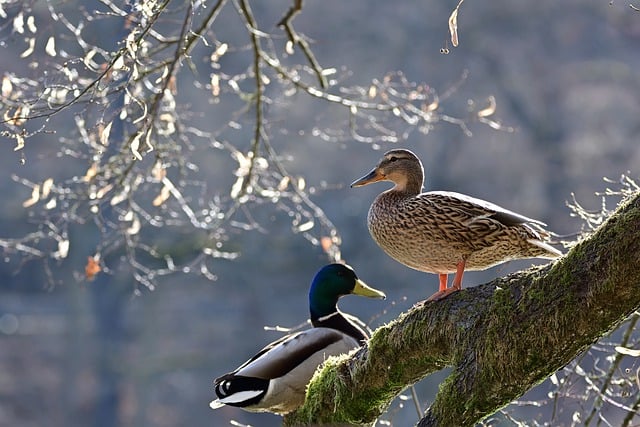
xmin=0 ymin=0 xmax=639 ymax=426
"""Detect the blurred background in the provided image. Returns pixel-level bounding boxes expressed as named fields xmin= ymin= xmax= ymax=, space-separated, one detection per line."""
xmin=0 ymin=0 xmax=639 ymax=426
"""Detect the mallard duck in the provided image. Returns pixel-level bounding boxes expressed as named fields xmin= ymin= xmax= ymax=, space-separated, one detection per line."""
xmin=209 ymin=263 xmax=386 ymax=414
xmin=351 ymin=148 xmax=562 ymax=301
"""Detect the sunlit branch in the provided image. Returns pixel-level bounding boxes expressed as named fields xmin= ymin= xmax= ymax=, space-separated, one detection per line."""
xmin=277 ymin=0 xmax=328 ymax=89
xmin=1 ymin=0 xmax=172 ymax=126
xmin=261 ymin=52 xmax=394 ymax=112
xmin=584 ymin=314 xmax=639 ymax=426
xmin=235 ymin=0 xmax=266 ymax=199
xmin=138 ymin=1 xmax=193 ymax=154
xmin=184 ymin=0 xmax=228 ymax=54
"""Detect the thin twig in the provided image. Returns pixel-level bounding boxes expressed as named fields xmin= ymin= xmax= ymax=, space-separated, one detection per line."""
xmin=235 ymin=0 xmax=265 ymax=198
xmin=0 ymin=0 xmax=172 ymax=125
xmin=139 ymin=1 xmax=193 ymax=149
xmin=260 ymin=52 xmax=393 ymax=112
xmin=277 ymin=0 xmax=328 ymax=88
xmin=584 ymin=314 xmax=639 ymax=426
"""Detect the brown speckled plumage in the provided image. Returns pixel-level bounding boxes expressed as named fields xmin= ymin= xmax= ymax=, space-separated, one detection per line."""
xmin=351 ymin=148 xmax=562 ymax=300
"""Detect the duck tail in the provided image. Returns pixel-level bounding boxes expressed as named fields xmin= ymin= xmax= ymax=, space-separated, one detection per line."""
xmin=209 ymin=399 xmax=225 ymax=410
xmin=212 ymin=375 xmax=269 ymax=409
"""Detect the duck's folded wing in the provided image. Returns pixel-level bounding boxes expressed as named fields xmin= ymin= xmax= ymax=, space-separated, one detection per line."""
xmin=424 ymin=191 xmax=547 ymax=226
xmin=232 ymin=328 xmax=353 ymax=379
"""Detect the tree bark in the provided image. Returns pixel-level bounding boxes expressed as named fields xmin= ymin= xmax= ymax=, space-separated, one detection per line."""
xmin=283 ymin=192 xmax=640 ymax=427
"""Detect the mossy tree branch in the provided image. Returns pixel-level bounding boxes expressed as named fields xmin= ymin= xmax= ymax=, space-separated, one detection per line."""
xmin=283 ymin=191 xmax=640 ymax=427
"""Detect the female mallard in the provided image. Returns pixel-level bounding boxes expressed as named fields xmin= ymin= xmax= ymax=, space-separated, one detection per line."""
xmin=351 ymin=148 xmax=562 ymax=301
xmin=209 ymin=263 xmax=386 ymax=414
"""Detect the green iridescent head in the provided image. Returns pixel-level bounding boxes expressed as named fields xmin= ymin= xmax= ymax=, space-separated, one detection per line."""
xmin=308 ymin=263 xmax=386 ymax=320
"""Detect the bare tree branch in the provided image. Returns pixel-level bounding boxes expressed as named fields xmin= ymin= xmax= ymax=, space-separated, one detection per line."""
xmin=0 ymin=1 xmax=518 ymax=290
xmin=277 ymin=0 xmax=328 ymax=89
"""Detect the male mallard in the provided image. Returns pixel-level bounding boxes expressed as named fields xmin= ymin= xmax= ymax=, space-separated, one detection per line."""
xmin=351 ymin=148 xmax=562 ymax=301
xmin=209 ymin=263 xmax=386 ymax=414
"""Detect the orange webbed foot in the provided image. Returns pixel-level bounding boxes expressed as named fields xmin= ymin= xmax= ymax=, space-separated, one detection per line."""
xmin=425 ymin=286 xmax=460 ymax=302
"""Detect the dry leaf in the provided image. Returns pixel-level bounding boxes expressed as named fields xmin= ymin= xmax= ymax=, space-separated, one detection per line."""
xmin=296 ymin=220 xmax=314 ymax=232
xmin=131 ymin=63 xmax=139 ymax=80
xmin=100 ymin=121 xmax=112 ymax=146
xmin=277 ymin=176 xmax=290 ymax=191
xmin=425 ymin=99 xmax=439 ymax=113
xmin=211 ymin=74 xmax=220 ymax=97
xmin=126 ymin=30 xmax=138 ymax=57
xmin=110 ymin=185 xmax=130 ymax=206
xmin=615 ymin=346 xmax=640 ymax=357
xmin=285 ymin=40 xmax=294 ymax=55
xmin=18 ymin=105 xmax=29 ymax=124
xmin=151 ymin=161 xmax=166 ymax=181
xmin=126 ymin=216 xmax=141 ymax=235
xmin=13 ymin=13 xmax=24 ymax=34
xmin=95 ymin=183 xmax=113 ymax=199
xmin=155 ymin=66 xmax=169 ymax=85
xmin=23 ymin=184 xmax=40 ymax=207
xmin=8 ymin=105 xmax=28 ymax=126
xmin=320 ymin=235 xmax=342 ymax=262
xmin=158 ymin=113 xmax=175 ymax=136
xmin=113 ymin=55 xmax=125 ymax=70
xmin=41 ymin=178 xmax=54 ymax=198
xmin=14 ymin=134 xmax=25 ymax=151
xmin=85 ymin=256 xmax=101 ymax=281
xmin=144 ymin=128 xmax=154 ymax=152
xmin=54 ymin=239 xmax=70 ymax=260
xmin=123 ymin=210 xmax=134 ymax=222
xmin=448 ymin=0 xmax=465 ymax=48
xmin=297 ymin=177 xmax=306 ymax=191
xmin=45 ymin=36 xmax=56 ymax=56
xmin=141 ymin=0 xmax=155 ymax=19
xmin=211 ymin=43 xmax=228 ymax=62
xmin=230 ymin=177 xmax=244 ymax=200
xmin=2 ymin=76 xmax=12 ymax=98
xmin=83 ymin=162 xmax=98 ymax=182
xmin=20 ymin=37 xmax=35 ymax=58
xmin=26 ymin=15 xmax=36 ymax=33
xmin=477 ymin=96 xmax=496 ymax=118
xmin=48 ymin=87 xmax=68 ymax=104
xmin=130 ymin=133 xmax=142 ymax=160
xmin=368 ymin=85 xmax=377 ymax=99
xmin=152 ymin=184 xmax=171 ymax=206
xmin=320 ymin=236 xmax=333 ymax=253
xmin=45 ymin=198 xmax=57 ymax=210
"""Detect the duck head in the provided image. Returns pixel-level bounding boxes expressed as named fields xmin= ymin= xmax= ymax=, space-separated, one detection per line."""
xmin=309 ymin=263 xmax=386 ymax=321
xmin=350 ymin=149 xmax=424 ymax=194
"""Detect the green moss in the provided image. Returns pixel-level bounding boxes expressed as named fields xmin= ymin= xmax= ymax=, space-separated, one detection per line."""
xmin=429 ymin=372 xmax=467 ymax=425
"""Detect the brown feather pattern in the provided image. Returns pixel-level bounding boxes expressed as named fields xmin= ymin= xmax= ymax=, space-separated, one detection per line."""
xmin=353 ymin=149 xmax=562 ymax=275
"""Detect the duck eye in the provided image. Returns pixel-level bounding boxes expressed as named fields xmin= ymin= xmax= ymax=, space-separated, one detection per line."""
xmin=389 ymin=156 xmax=398 ymax=162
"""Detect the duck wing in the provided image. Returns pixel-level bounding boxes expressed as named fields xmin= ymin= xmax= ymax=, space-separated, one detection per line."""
xmin=230 ymin=328 xmax=351 ymax=379
xmin=424 ymin=191 xmax=547 ymax=227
